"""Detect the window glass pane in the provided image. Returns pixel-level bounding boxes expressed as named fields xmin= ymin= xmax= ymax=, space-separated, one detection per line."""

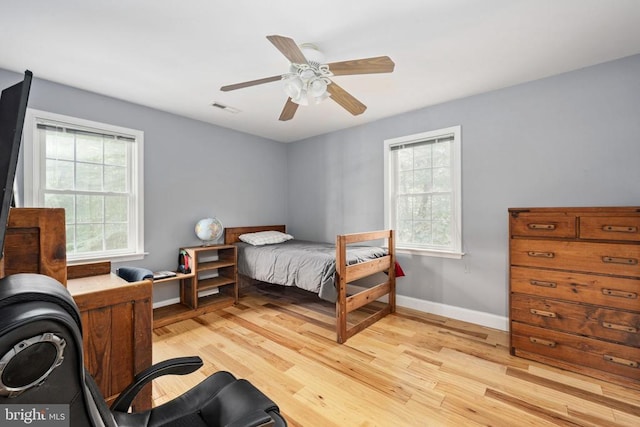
xmin=75 ymin=224 xmax=104 ymax=252
xmin=45 ymin=131 xmax=74 ymax=160
xmin=76 ymin=134 xmax=104 ymax=163
xmin=398 ymin=170 xmax=413 ymax=193
xmin=104 ymin=165 xmax=127 ymax=192
xmin=398 ymin=149 xmax=413 ymax=171
xmin=432 ymin=167 xmax=451 ymax=192
xmin=432 ymin=142 xmax=450 ymax=167
xmin=76 ymin=163 xmax=103 ymax=191
xmin=397 ymin=195 xmax=412 ymax=219
xmin=432 ymin=220 xmax=452 ymax=246
xmin=46 ymin=159 xmax=74 ymax=190
xmin=105 ymin=223 xmax=128 ymax=250
xmin=398 ymin=220 xmax=413 ymax=242
xmin=77 ymin=195 xmax=104 ymax=223
xmin=44 ymin=194 xmax=75 ymax=223
xmin=413 ymin=144 xmax=431 ymax=169
xmin=413 ymin=220 xmax=432 ymax=244
xmin=65 ymin=225 xmax=75 ymax=254
xmin=413 ymin=168 xmax=432 ymax=192
xmin=105 ymin=195 xmax=128 ymax=222
xmin=105 ymin=140 xmax=127 ymax=166
xmin=413 ymin=195 xmax=431 ymax=220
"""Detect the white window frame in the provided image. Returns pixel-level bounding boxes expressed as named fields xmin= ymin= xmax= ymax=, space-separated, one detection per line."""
xmin=384 ymin=125 xmax=463 ymax=259
xmin=22 ymin=108 xmax=145 ymax=263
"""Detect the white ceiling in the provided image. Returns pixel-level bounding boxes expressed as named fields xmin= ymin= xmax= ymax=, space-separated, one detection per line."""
xmin=2 ymin=0 xmax=640 ymax=143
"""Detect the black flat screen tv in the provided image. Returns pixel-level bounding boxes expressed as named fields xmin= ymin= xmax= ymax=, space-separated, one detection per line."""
xmin=0 ymin=70 xmax=33 ymax=258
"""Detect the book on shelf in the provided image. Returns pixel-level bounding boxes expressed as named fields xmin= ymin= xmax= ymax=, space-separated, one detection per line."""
xmin=153 ymin=270 xmax=177 ymax=280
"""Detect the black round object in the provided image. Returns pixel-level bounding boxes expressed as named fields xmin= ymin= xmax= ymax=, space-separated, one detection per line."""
xmin=0 ymin=333 xmax=66 ymax=397
xmin=2 ymin=341 xmax=58 ymax=387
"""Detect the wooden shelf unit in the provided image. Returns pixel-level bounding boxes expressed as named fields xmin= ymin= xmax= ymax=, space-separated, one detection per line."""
xmin=153 ymin=245 xmax=238 ymax=328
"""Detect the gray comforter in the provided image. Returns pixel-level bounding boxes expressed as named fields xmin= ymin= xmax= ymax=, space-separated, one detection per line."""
xmin=235 ymin=240 xmax=387 ymax=302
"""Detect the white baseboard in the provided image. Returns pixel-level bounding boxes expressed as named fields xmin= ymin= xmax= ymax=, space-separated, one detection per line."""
xmin=347 ymin=283 xmax=508 ymax=331
xmin=153 ymin=297 xmax=180 ymax=309
xmin=396 ymin=294 xmax=509 ymax=331
xmin=153 ymin=288 xmax=509 ymax=331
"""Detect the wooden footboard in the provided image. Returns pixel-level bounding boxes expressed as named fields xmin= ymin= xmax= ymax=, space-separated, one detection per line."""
xmin=336 ymin=230 xmax=396 ymax=343
xmin=224 ymin=225 xmax=397 ymax=343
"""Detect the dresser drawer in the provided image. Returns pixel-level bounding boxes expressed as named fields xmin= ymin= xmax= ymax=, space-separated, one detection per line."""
xmin=510 ymin=239 xmax=640 ymax=277
xmin=510 ymin=213 xmax=577 ymax=238
xmin=511 ymin=293 xmax=640 ymax=346
xmin=510 ymin=267 xmax=640 ymax=312
xmin=580 ymin=216 xmax=640 ymax=242
xmin=511 ymin=322 xmax=640 ymax=381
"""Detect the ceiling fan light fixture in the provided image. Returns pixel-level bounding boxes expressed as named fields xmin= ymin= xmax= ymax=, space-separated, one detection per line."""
xmin=308 ymin=77 xmax=327 ymax=97
xmin=291 ymin=89 xmax=309 ymax=106
xmin=283 ymin=63 xmax=333 ymax=106
xmin=299 ymin=67 xmax=316 ymax=82
xmin=283 ymin=75 xmax=303 ymax=99
xmin=311 ymin=90 xmax=330 ymax=105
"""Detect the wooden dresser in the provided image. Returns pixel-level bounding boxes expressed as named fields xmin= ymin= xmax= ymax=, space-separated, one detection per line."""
xmin=509 ymin=207 xmax=640 ymax=390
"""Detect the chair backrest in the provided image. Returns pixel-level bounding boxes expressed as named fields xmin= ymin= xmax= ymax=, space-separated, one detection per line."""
xmin=0 ymin=273 xmax=115 ymax=427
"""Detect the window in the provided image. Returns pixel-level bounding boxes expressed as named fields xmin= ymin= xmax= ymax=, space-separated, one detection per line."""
xmin=384 ymin=126 xmax=462 ymax=258
xmin=23 ymin=109 xmax=144 ymax=263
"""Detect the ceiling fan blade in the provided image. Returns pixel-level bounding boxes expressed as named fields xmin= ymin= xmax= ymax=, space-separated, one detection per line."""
xmin=327 ymin=56 xmax=395 ymax=76
xmin=326 ymin=82 xmax=367 ymax=116
xmin=279 ymin=98 xmax=299 ymax=121
xmin=267 ymin=35 xmax=308 ymax=64
xmin=220 ymin=75 xmax=282 ymax=92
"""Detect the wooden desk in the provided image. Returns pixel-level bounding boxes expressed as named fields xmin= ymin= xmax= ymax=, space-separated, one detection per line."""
xmin=67 ymin=273 xmax=153 ymax=410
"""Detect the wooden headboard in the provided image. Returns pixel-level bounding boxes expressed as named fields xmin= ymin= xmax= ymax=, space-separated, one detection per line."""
xmin=224 ymin=225 xmax=286 ymax=244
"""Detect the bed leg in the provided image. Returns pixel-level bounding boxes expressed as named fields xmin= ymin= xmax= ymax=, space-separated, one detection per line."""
xmin=389 ymin=229 xmax=396 ymax=314
xmin=336 ymin=235 xmax=348 ymax=344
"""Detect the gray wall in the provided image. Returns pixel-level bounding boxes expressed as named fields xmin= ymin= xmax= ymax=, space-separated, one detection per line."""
xmin=287 ymin=54 xmax=640 ymax=318
xmin=0 ymin=68 xmax=288 ymax=304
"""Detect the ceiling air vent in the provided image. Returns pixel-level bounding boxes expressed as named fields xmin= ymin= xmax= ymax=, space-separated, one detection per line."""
xmin=211 ymin=102 xmax=240 ymax=114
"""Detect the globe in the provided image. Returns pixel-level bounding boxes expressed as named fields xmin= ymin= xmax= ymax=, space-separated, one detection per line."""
xmin=195 ymin=217 xmax=223 ymax=245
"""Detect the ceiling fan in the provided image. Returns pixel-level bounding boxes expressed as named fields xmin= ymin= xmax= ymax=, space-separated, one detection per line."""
xmin=220 ymin=35 xmax=395 ymax=121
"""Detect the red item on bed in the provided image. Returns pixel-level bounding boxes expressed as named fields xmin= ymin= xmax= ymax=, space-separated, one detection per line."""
xmin=395 ymin=262 xmax=405 ymax=277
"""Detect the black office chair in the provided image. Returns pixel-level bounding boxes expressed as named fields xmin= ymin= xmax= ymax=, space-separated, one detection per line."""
xmin=0 ymin=273 xmax=286 ymax=427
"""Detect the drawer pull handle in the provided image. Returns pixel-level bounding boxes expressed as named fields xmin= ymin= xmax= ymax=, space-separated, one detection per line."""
xmin=530 ymin=309 xmax=556 ymax=318
xmin=528 ymin=251 xmax=554 ymax=258
xmin=602 ymin=322 xmax=638 ymax=334
xmin=529 ymin=337 xmax=556 ymax=348
xmin=602 ymin=256 xmax=638 ymax=265
xmin=530 ymin=279 xmax=557 ymax=288
xmin=602 ymin=225 xmax=638 ymax=233
xmin=528 ymin=223 xmax=556 ymax=230
xmin=604 ymin=354 xmax=638 ymax=368
xmin=601 ymin=288 xmax=637 ymax=299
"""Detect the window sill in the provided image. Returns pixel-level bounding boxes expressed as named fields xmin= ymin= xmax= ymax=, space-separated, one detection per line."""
xmin=396 ymin=247 xmax=465 ymax=259
xmin=67 ymin=252 xmax=147 ymax=265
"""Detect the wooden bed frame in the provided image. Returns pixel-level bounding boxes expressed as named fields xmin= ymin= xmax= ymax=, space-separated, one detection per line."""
xmin=224 ymin=225 xmax=396 ymax=343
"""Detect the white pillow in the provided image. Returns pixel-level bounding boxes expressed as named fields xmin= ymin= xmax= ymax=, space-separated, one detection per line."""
xmin=238 ymin=230 xmax=294 ymax=246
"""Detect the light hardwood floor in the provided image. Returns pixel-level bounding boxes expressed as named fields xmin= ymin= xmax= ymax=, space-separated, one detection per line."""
xmin=151 ymin=284 xmax=640 ymax=426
